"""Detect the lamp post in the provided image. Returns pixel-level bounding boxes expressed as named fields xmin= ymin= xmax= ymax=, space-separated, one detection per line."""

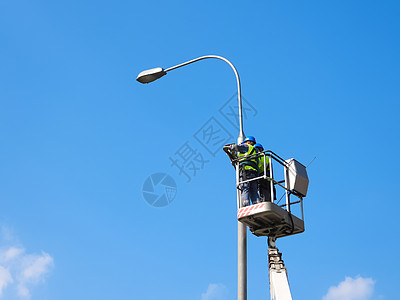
xmin=137 ymin=55 xmax=247 ymax=300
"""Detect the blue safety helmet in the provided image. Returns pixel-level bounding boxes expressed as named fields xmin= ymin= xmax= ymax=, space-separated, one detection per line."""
xmin=254 ymin=143 xmax=264 ymax=150
xmin=243 ymin=136 xmax=256 ymax=144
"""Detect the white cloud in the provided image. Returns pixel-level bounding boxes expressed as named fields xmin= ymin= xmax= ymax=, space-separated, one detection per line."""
xmin=0 ymin=226 xmax=15 ymax=244
xmin=201 ymin=283 xmax=228 ymax=300
xmin=16 ymin=252 xmax=54 ymax=298
xmin=0 ymin=247 xmax=25 ymax=263
xmin=17 ymin=284 xmax=30 ymax=299
xmin=0 ymin=266 xmax=13 ymax=297
xmin=20 ymin=252 xmax=54 ymax=283
xmin=323 ymin=275 xmax=375 ymax=300
xmin=0 ymin=227 xmax=54 ymax=299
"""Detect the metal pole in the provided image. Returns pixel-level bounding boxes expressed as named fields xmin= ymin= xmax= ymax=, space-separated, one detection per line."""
xmin=238 ymin=217 xmax=247 ymax=300
xmin=164 ymin=55 xmax=247 ymax=300
xmin=237 ymin=134 xmax=246 ymax=300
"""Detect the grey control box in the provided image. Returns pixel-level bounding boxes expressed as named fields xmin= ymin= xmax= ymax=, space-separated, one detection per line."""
xmin=285 ymin=159 xmax=309 ymax=197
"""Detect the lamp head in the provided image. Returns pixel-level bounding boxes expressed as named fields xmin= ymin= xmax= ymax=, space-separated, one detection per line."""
xmin=136 ymin=67 xmax=167 ymax=84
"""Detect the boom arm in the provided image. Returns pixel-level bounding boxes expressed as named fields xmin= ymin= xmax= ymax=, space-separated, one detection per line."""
xmin=268 ymin=238 xmax=292 ymax=300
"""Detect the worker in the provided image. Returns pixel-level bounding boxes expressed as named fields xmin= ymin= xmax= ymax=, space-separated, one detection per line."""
xmin=255 ymin=143 xmax=277 ymax=202
xmin=228 ymin=136 xmax=260 ymax=206
xmin=254 ymin=143 xmax=271 ymax=202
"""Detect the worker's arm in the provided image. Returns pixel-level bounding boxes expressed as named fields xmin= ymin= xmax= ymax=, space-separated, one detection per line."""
xmin=229 ymin=143 xmax=250 ymax=153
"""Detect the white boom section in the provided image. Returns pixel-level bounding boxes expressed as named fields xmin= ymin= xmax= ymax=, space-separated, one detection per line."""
xmin=270 ymin=272 xmax=292 ymax=300
xmin=268 ymin=247 xmax=292 ymax=300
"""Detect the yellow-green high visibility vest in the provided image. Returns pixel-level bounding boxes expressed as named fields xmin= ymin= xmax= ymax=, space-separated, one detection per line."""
xmin=258 ymin=154 xmax=270 ymax=176
xmin=238 ymin=145 xmax=258 ymax=172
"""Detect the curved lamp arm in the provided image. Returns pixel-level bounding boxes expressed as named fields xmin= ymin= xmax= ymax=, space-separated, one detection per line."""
xmin=137 ymin=55 xmax=245 ymax=143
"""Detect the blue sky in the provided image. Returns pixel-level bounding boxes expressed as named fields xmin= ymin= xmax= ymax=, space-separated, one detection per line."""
xmin=1 ymin=1 xmax=399 ymax=299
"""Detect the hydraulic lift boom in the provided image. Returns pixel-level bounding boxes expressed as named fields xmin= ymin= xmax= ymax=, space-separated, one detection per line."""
xmin=268 ymin=237 xmax=292 ymax=300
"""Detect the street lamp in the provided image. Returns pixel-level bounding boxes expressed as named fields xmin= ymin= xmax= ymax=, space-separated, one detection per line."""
xmin=136 ymin=67 xmax=166 ymax=84
xmin=137 ymin=55 xmax=248 ymax=300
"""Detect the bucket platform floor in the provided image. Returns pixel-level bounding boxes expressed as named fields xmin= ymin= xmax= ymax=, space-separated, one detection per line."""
xmin=237 ymin=202 xmax=304 ymax=238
